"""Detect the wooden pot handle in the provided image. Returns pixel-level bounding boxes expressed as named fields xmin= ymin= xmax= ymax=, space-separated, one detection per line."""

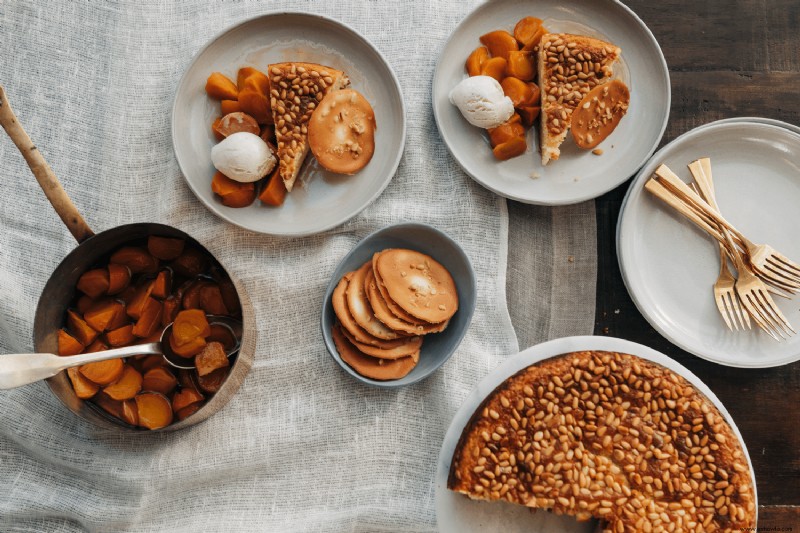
xmin=0 ymin=85 xmax=94 ymax=243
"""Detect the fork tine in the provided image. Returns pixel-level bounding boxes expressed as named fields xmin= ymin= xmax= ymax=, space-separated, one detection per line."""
xmin=741 ymin=292 xmax=781 ymax=341
xmin=759 ymin=265 xmax=800 ymax=291
xmin=765 ymin=257 xmax=800 ymax=283
xmin=727 ymin=291 xmax=751 ymax=330
xmin=716 ymin=292 xmax=736 ymax=331
xmin=770 ymin=251 xmax=800 ymax=277
xmin=754 ymin=289 xmax=796 ymax=335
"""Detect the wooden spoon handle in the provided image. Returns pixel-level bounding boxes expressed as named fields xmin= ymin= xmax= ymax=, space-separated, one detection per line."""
xmin=0 ymin=85 xmax=94 ymax=243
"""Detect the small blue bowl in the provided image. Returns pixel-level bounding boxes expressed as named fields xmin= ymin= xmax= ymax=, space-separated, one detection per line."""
xmin=321 ymin=223 xmax=477 ymax=388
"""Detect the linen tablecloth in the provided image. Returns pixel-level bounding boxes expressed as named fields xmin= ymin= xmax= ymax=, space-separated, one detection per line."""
xmin=0 ymin=1 xmax=596 ymax=531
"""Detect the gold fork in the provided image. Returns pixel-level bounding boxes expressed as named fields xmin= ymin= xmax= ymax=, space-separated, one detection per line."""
xmin=654 ymin=165 xmax=800 ymax=293
xmin=687 ymin=160 xmax=750 ymax=330
xmin=648 ymin=166 xmax=795 ymax=339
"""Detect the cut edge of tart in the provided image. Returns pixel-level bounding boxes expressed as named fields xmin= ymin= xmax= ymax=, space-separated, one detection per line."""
xmin=448 ymin=350 xmax=756 ymax=531
xmin=537 ymin=34 xmax=620 ymax=165
xmin=268 ymin=62 xmax=350 ymax=192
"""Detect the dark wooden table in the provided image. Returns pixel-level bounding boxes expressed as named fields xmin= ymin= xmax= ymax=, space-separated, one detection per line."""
xmin=595 ymin=1 xmax=800 ymax=527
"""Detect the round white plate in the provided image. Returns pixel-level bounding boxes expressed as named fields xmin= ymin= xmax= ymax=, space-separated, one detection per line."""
xmin=172 ymin=12 xmax=405 ymax=236
xmin=618 ymin=119 xmax=800 ymax=367
xmin=435 ymin=336 xmax=757 ymax=532
xmin=432 ymin=0 xmax=669 ymax=205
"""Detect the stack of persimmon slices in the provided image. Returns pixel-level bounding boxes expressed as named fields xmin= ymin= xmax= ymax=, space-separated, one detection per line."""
xmin=56 ymin=236 xmax=241 ymax=430
xmin=331 ymin=249 xmax=458 ymax=381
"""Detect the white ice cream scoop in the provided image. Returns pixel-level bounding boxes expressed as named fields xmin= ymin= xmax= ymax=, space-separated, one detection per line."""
xmin=448 ymin=75 xmax=514 ymax=129
xmin=211 ymin=132 xmax=276 ymax=183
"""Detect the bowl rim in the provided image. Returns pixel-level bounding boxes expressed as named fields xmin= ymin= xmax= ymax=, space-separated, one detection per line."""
xmin=320 ymin=222 xmax=477 ymax=388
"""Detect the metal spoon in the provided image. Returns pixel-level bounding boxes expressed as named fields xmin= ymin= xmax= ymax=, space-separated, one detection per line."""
xmin=0 ymin=316 xmax=242 ymax=390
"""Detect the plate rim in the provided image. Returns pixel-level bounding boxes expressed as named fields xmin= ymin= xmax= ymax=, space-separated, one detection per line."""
xmin=171 ymin=10 xmax=407 ymax=237
xmin=616 ymin=117 xmax=800 ymax=368
xmin=434 ymin=335 xmax=758 ymax=530
xmin=431 ymin=0 xmax=671 ymax=206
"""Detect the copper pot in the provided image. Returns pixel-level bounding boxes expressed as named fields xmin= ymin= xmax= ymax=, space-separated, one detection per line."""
xmin=0 ymin=85 xmax=256 ymax=431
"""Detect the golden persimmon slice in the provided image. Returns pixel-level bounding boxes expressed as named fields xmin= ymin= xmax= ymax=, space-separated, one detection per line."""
xmin=76 ymin=269 xmax=109 ymax=299
xmin=480 ymin=57 xmax=507 ymax=82
xmin=104 ymin=365 xmax=143 ymax=401
xmin=107 ymin=264 xmax=131 ymax=295
xmin=135 ymin=392 xmax=173 ymax=430
xmin=142 ymin=367 xmax=178 ymax=396
xmin=479 ymin=30 xmax=518 ymax=59
xmin=308 ymin=89 xmax=376 ymax=175
xmin=465 ymin=46 xmax=490 ymax=76
xmin=80 ymin=358 xmax=124 ymax=386
xmin=205 ymin=72 xmax=238 ymax=101
xmin=492 ymin=136 xmax=528 ymax=160
xmin=67 ymin=367 xmax=99 ymax=399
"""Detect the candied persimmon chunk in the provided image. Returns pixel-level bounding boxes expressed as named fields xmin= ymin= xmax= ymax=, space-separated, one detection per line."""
xmin=105 ymin=324 xmax=135 ymax=347
xmin=151 ymin=270 xmax=172 ymax=299
xmin=107 ymin=264 xmax=131 ymax=295
xmin=518 ymin=105 xmax=541 ymax=127
xmin=147 ymin=236 xmax=185 ymax=261
xmin=220 ymin=99 xmax=242 ymax=115
xmin=173 ymin=309 xmax=211 ymax=346
xmin=218 ymin=278 xmax=240 ymax=316
xmin=103 ymin=365 xmax=143 ymax=401
xmin=236 ymin=67 xmax=259 ymax=90
xmin=487 ymin=116 xmax=526 ymax=148
xmin=126 ymin=280 xmax=155 ymax=320
xmin=258 ymin=167 xmax=286 ymax=207
xmin=197 ymin=367 xmax=228 ymax=394
xmin=84 ymin=299 xmax=124 ymax=332
xmin=169 ymin=334 xmax=206 ymax=358
xmin=76 ymin=269 xmax=109 ymax=299
xmin=110 ymin=247 xmax=159 ymax=274
xmin=67 ymin=367 xmax=99 ymax=399
xmin=200 ymin=284 xmax=228 ymax=316
xmin=172 ymin=387 xmax=204 ymax=413
xmin=480 ymin=57 xmax=507 ymax=82
xmin=211 ymin=171 xmax=257 ymax=208
xmin=170 ymin=248 xmax=209 ymax=278
xmin=205 ymin=72 xmax=238 ymax=101
xmin=213 ymin=112 xmax=261 ymax=138
xmin=195 ymin=341 xmax=229 ymax=377
xmin=513 ymin=17 xmax=544 ymax=47
xmin=58 ymin=329 xmax=84 ymax=356
xmin=162 ymin=296 xmax=180 ymax=327
xmin=66 ymin=309 xmax=98 ymax=346
xmin=176 ymin=403 xmax=202 ymax=421
xmin=121 ymin=399 xmax=139 ymax=426
xmin=492 ymin=136 xmax=528 ymax=160
xmin=133 ymin=297 xmax=163 ymax=338
xmin=80 ymin=358 xmax=124 ymax=386
xmin=465 ymin=46 xmax=490 ymax=76
xmin=500 ymin=77 xmax=536 ymax=107
xmin=142 ymin=367 xmax=177 ymax=396
xmin=135 ymin=392 xmax=173 ymax=430
xmin=505 ymin=51 xmax=536 ymax=81
xmin=479 ymin=30 xmax=518 ymax=60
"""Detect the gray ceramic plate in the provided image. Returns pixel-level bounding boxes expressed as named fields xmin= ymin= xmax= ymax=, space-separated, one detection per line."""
xmin=435 ymin=336 xmax=757 ymax=531
xmin=320 ymin=223 xmax=476 ymax=388
xmin=172 ymin=12 xmax=406 ymax=236
xmin=432 ymin=0 xmax=669 ymax=205
xmin=618 ymin=119 xmax=800 ymax=367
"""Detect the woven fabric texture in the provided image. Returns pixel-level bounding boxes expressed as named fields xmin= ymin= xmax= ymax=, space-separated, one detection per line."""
xmin=0 ymin=1 xmax=596 ymax=531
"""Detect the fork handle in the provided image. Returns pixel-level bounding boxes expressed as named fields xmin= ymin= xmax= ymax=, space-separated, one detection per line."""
xmin=645 ymin=179 xmax=727 ymax=243
xmin=654 ymin=165 xmax=748 ymax=245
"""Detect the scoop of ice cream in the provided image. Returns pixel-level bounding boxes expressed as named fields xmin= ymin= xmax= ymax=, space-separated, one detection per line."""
xmin=211 ymin=132 xmax=276 ymax=183
xmin=448 ymin=75 xmax=514 ymax=129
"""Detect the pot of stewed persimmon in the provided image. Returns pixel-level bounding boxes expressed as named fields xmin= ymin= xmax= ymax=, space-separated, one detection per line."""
xmin=0 ymin=85 xmax=256 ymax=431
